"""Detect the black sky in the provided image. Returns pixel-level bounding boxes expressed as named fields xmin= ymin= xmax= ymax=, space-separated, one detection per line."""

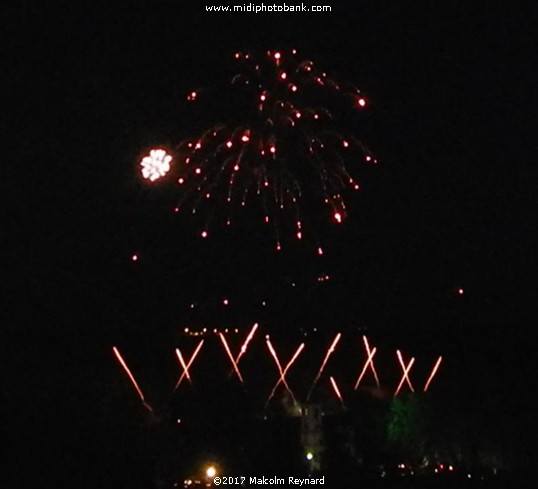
xmin=4 ymin=1 xmax=537 ymax=485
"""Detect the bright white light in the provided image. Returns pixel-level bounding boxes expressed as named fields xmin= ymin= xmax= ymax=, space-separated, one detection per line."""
xmin=206 ymin=466 xmax=217 ymax=478
xmin=306 ymin=452 xmax=314 ymax=461
xmin=140 ymin=149 xmax=172 ymax=182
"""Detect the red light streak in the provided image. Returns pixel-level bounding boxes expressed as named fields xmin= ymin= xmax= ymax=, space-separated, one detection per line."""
xmin=173 ymin=340 xmax=204 ymax=390
xmin=266 ymin=339 xmax=305 ymax=405
xmin=395 ymin=350 xmax=415 ymax=396
xmin=330 ymin=376 xmax=344 ymax=406
xmin=308 ymin=333 xmax=341 ymax=400
xmin=423 ymin=356 xmax=443 ymax=392
xmin=112 ymin=346 xmax=153 ymax=412
xmin=354 ymin=336 xmax=380 ymax=389
xmin=235 ymin=323 xmax=259 ymax=365
xmin=219 ymin=333 xmax=243 ymax=382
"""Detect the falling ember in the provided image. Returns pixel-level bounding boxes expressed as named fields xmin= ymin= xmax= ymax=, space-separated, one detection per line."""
xmin=140 ymin=149 xmax=172 ymax=182
xmin=354 ymin=336 xmax=380 ymax=389
xmin=173 ymin=340 xmax=204 ymax=390
xmin=317 ymin=247 xmax=324 ymax=256
xmin=201 ymin=230 xmax=208 ymax=238
xmin=457 ymin=288 xmax=465 ymax=295
xmin=308 ymin=333 xmax=342 ymax=400
xmin=131 ymin=254 xmax=138 ymax=262
xmin=266 ymin=340 xmax=305 ymax=405
xmin=219 ymin=333 xmax=244 ymax=382
xmin=112 ymin=347 xmax=153 ymax=412
xmin=423 ymin=356 xmax=443 ymax=392
xmin=330 ymin=376 xmax=344 ymax=406
xmin=333 ymin=211 xmax=343 ymax=224
xmin=147 ymin=50 xmax=377 ymax=250
xmin=395 ymin=350 xmax=415 ymax=396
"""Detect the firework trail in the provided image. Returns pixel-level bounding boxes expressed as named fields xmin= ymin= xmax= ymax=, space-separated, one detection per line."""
xmin=173 ymin=340 xmax=204 ymax=390
xmin=235 ymin=323 xmax=259 ymax=365
xmin=329 ymin=376 xmax=344 ymax=407
xmin=266 ymin=339 xmax=305 ymax=406
xmin=354 ymin=336 xmax=380 ymax=389
xmin=423 ymin=356 xmax=443 ymax=392
xmin=221 ymin=323 xmax=258 ymax=380
xmin=307 ymin=332 xmax=341 ymax=400
xmin=219 ymin=333 xmax=244 ymax=382
xmin=395 ymin=350 xmax=415 ymax=396
xmin=143 ymin=49 xmax=376 ymax=250
xmin=112 ymin=346 xmax=154 ymax=413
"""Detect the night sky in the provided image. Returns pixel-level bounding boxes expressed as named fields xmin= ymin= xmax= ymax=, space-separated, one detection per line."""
xmin=4 ymin=1 xmax=537 ymax=486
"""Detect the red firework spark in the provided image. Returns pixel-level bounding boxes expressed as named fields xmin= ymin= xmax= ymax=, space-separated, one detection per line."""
xmin=145 ymin=49 xmax=377 ymax=250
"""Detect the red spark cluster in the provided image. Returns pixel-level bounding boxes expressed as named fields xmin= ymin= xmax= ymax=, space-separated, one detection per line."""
xmin=143 ymin=49 xmax=377 ymax=252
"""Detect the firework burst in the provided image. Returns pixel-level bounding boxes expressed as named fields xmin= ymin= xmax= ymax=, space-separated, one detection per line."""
xmin=140 ymin=148 xmax=172 ymax=182
xmin=144 ymin=49 xmax=376 ymax=251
